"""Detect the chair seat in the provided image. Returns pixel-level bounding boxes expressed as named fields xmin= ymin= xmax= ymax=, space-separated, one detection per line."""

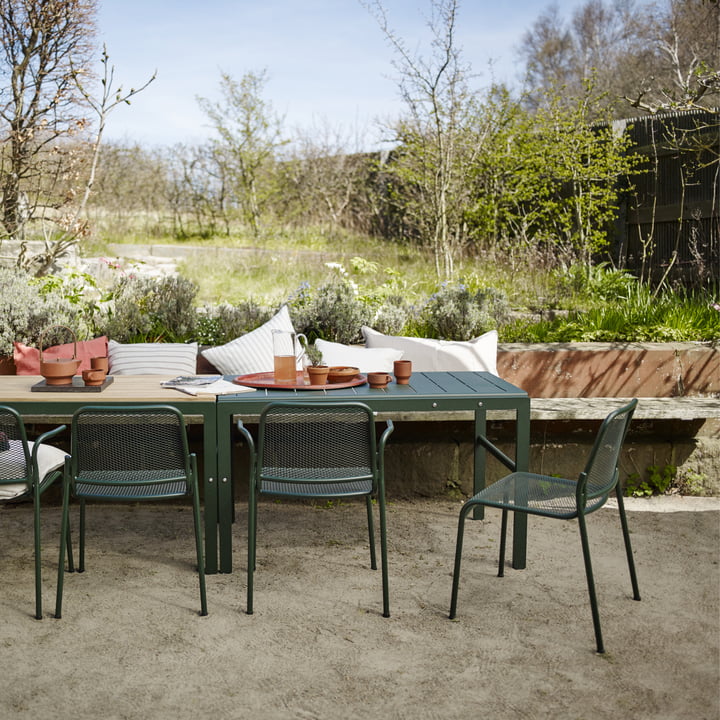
xmin=75 ymin=471 xmax=188 ymax=500
xmin=260 ymin=477 xmax=374 ymax=497
xmin=472 ymin=472 xmax=608 ymax=519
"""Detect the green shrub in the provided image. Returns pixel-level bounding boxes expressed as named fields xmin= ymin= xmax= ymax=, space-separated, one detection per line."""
xmin=414 ymin=282 xmax=510 ymax=340
xmin=289 ymin=278 xmax=371 ymax=344
xmin=624 ymin=464 xmax=676 ymax=497
xmin=0 ymin=268 xmax=91 ymax=355
xmin=370 ymin=294 xmax=413 ymax=335
xmin=554 ymin=262 xmax=638 ymax=301
xmin=195 ymin=300 xmax=273 ymax=345
xmin=99 ymin=275 xmax=198 ymax=343
xmin=501 ymin=286 xmax=720 ymax=342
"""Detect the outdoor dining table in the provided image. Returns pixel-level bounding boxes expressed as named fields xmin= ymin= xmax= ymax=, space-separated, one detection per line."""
xmin=216 ymin=371 xmax=530 ymax=574
xmin=0 ymin=375 xmax=221 ymax=571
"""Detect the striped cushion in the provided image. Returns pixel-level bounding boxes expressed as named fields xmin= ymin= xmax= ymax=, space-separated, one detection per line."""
xmin=108 ymin=341 xmax=198 ymax=375
xmin=200 ymin=305 xmax=295 ymax=375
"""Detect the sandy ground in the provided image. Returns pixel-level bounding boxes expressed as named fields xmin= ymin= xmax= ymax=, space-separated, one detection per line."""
xmin=1 ymin=495 xmax=718 ymax=720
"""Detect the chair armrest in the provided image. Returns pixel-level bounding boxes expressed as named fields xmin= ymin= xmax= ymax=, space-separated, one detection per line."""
xmin=236 ymin=420 xmax=256 ymax=479
xmin=379 ymin=419 xmax=394 ymax=452
xmin=30 ymin=424 xmax=66 ymax=467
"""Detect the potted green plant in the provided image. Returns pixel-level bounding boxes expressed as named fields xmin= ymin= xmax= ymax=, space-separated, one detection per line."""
xmin=303 ymin=341 xmax=329 ymax=385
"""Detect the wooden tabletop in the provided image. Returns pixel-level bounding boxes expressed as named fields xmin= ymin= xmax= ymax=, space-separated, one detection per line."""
xmin=0 ymin=375 xmax=215 ymax=405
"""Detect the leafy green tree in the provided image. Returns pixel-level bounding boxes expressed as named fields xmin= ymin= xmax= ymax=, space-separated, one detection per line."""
xmin=468 ymin=82 xmax=641 ymax=269
xmin=197 ymin=70 xmax=286 ymax=236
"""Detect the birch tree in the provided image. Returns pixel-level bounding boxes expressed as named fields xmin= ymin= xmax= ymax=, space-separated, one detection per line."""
xmin=364 ymin=0 xmax=485 ymax=279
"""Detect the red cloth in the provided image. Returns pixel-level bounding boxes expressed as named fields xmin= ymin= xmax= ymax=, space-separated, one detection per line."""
xmin=13 ymin=336 xmax=108 ymax=375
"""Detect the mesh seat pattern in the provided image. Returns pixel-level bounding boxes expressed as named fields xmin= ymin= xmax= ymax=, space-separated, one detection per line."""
xmin=73 ymin=410 xmax=190 ymax=498
xmin=259 ymin=405 xmax=375 ymax=495
xmin=584 ymin=410 xmax=634 ymax=499
xmin=472 ymin=472 xmax=606 ymax=518
xmin=0 ymin=411 xmax=27 ymax=484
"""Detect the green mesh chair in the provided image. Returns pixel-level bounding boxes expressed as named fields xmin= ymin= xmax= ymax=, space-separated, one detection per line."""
xmin=0 ymin=406 xmax=68 ymax=619
xmin=238 ymin=402 xmax=394 ymax=617
xmin=450 ymin=399 xmax=640 ymax=653
xmin=55 ymin=405 xmax=207 ymax=618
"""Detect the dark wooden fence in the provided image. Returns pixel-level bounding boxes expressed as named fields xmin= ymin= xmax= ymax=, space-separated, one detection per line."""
xmin=611 ymin=109 xmax=719 ymax=284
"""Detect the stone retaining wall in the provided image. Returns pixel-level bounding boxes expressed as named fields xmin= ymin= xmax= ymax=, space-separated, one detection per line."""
xmin=497 ymin=341 xmax=718 ymax=398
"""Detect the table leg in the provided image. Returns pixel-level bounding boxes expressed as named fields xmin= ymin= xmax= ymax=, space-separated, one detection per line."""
xmin=202 ymin=412 xmax=219 ymax=575
xmin=472 ymin=407 xmax=487 ymax=520
xmin=511 ymin=398 xmax=531 ymax=569
xmin=216 ymin=406 xmax=235 ymax=573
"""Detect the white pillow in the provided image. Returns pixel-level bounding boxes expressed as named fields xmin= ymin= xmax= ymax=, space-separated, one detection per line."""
xmin=201 ymin=305 xmax=295 ymax=376
xmin=0 ymin=440 xmax=66 ymax=500
xmin=315 ymin=338 xmax=403 ymax=373
xmin=108 ymin=341 xmax=198 ymax=376
xmin=361 ymin=326 xmax=498 ymax=375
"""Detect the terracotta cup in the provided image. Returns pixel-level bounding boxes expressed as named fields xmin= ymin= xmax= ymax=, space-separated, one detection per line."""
xmin=367 ymin=372 xmax=392 ymax=389
xmin=82 ymin=368 xmax=107 ymax=386
xmin=393 ymin=360 xmax=412 ymax=385
xmin=90 ymin=356 xmax=109 ymax=372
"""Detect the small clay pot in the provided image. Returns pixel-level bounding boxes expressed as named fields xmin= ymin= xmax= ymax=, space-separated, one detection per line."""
xmin=393 ymin=359 xmax=412 ymax=385
xmin=367 ymin=372 xmax=392 ymax=389
xmin=82 ymin=369 xmax=107 ymax=386
xmin=307 ymin=365 xmax=330 ymax=385
xmin=90 ymin=356 xmax=109 ymax=372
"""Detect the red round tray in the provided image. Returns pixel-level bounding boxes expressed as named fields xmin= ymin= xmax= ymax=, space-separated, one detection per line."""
xmin=233 ymin=371 xmax=367 ymax=391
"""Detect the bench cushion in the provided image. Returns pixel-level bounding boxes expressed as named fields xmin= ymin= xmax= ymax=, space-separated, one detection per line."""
xmin=108 ymin=341 xmax=198 ymax=375
xmin=362 ymin=327 xmax=498 ymax=375
xmin=314 ymin=339 xmax=403 ymax=373
xmin=200 ymin=305 xmax=295 ymax=376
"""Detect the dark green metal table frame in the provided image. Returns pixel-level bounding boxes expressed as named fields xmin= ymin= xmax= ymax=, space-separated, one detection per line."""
xmin=216 ymin=371 xmax=530 ymax=574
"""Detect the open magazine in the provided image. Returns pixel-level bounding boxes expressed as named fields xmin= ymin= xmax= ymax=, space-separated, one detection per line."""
xmin=161 ymin=375 xmax=254 ymax=396
xmin=161 ymin=375 xmax=222 ymax=387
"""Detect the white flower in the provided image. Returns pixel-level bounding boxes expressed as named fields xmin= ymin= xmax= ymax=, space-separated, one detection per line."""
xmin=324 ymin=262 xmax=348 ymax=277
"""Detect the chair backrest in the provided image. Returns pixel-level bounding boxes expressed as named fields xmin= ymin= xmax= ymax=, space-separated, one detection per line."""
xmin=581 ymin=399 xmax=638 ymax=500
xmin=0 ymin=406 xmax=30 ymax=491
xmin=71 ymin=405 xmax=191 ymax=487
xmin=257 ymin=402 xmax=377 ymax=486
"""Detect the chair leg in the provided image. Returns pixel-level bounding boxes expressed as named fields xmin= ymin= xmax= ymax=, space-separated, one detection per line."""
xmin=449 ymin=501 xmax=475 ymax=619
xmin=365 ymin=496 xmax=377 ymax=570
xmin=65 ymin=519 xmax=74 ymax=574
xmin=55 ymin=477 xmax=72 ymax=619
xmin=33 ymin=489 xmax=42 ymax=620
xmin=377 ymin=490 xmax=389 ymax=618
xmin=498 ymin=508 xmax=509 ymax=578
xmin=577 ymin=511 xmax=604 ymax=653
xmin=615 ymin=488 xmax=641 ymax=601
xmin=247 ymin=486 xmax=256 ymax=615
xmin=79 ymin=499 xmax=86 ymax=573
xmin=191 ymin=487 xmax=208 ymax=616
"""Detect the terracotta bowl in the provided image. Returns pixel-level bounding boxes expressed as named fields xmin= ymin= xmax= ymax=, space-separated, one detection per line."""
xmin=327 ymin=366 xmax=360 ymax=383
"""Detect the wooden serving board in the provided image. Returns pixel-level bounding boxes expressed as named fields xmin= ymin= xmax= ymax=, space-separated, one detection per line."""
xmin=31 ymin=376 xmax=115 ymax=392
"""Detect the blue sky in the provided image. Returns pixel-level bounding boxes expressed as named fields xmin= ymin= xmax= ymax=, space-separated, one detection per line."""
xmin=96 ymin=0 xmax=589 ymax=149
